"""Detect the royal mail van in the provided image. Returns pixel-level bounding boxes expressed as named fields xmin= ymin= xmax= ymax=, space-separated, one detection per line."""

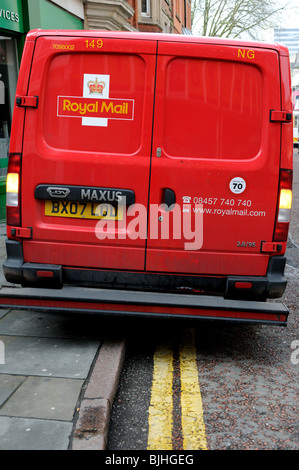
xmin=2 ymin=30 xmax=293 ymax=324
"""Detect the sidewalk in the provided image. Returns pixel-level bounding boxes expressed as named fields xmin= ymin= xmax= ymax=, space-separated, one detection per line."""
xmin=0 ymin=223 xmax=126 ymax=450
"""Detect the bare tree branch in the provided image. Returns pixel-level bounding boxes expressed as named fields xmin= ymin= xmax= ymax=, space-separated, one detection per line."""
xmin=191 ymin=0 xmax=290 ymax=40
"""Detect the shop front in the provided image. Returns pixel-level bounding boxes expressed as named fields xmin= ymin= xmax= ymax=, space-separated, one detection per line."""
xmin=0 ymin=0 xmax=83 ymax=221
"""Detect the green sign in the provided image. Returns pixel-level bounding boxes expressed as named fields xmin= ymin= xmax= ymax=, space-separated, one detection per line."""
xmin=0 ymin=0 xmax=24 ymax=33
xmin=27 ymin=0 xmax=83 ymax=30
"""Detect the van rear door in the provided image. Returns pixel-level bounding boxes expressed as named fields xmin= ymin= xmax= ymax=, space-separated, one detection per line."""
xmin=146 ymin=41 xmax=282 ymax=277
xmin=21 ymin=34 xmax=156 ymax=271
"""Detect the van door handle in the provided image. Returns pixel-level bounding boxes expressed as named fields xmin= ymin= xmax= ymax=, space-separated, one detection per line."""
xmin=164 ymin=188 xmax=176 ymax=211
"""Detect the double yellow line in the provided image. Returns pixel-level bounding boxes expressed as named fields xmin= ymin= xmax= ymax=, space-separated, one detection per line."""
xmin=147 ymin=328 xmax=207 ymax=450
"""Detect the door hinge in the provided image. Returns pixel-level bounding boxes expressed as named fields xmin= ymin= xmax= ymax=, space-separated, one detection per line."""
xmin=10 ymin=227 xmax=32 ymax=239
xmin=261 ymin=241 xmax=283 ymax=253
xmin=16 ymin=95 xmax=39 ymax=109
xmin=270 ymin=110 xmax=292 ymax=122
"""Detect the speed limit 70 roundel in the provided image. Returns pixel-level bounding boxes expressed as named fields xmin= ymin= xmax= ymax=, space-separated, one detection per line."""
xmin=229 ymin=177 xmax=246 ymax=194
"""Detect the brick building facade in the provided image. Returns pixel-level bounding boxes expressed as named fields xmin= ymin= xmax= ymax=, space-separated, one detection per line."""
xmin=84 ymin=0 xmax=192 ymax=34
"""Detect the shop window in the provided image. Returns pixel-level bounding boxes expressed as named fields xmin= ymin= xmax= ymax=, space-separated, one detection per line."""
xmin=0 ymin=36 xmax=18 ymax=220
xmin=0 ymin=36 xmax=18 ymax=161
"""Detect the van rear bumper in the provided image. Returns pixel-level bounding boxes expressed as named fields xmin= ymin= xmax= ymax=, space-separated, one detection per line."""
xmin=3 ymin=239 xmax=287 ymax=300
xmin=0 ymin=283 xmax=289 ymax=326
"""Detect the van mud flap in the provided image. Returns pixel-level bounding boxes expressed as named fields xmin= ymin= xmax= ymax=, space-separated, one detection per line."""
xmin=0 ymin=285 xmax=289 ymax=326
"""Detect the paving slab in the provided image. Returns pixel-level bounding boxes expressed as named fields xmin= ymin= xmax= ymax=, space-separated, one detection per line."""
xmin=0 ymin=309 xmax=9 ymax=320
xmin=0 ymin=308 xmax=102 ymax=339
xmin=0 ymin=376 xmax=84 ymax=421
xmin=0 ymin=374 xmax=27 ymax=406
xmin=0 ymin=416 xmax=73 ymax=450
xmin=0 ymin=335 xmax=99 ymax=378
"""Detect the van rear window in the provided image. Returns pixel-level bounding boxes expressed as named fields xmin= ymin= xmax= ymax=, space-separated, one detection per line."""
xmin=162 ymin=57 xmax=263 ymax=160
xmin=42 ymin=53 xmax=146 ymax=155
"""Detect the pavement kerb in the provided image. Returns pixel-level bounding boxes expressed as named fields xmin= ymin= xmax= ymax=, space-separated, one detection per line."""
xmin=71 ymin=337 xmax=126 ymax=450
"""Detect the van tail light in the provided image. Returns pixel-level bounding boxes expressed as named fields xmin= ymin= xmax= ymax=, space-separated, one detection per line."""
xmin=274 ymin=169 xmax=292 ymax=242
xmin=6 ymin=153 xmax=22 ymax=226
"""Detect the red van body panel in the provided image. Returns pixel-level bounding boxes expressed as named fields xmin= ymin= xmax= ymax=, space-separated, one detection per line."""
xmin=4 ymin=30 xmax=293 ymax=308
xmin=20 ymin=35 xmax=157 ymax=271
xmin=147 ymin=41 xmax=282 ymax=276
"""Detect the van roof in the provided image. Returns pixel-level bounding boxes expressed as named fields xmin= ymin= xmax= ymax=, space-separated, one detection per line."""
xmin=26 ymin=29 xmax=289 ymax=56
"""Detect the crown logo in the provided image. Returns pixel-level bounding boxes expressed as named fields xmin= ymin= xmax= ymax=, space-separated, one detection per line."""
xmin=87 ymin=78 xmax=105 ymax=95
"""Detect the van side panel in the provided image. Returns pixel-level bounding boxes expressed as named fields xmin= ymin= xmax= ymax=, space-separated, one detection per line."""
xmin=279 ymin=54 xmax=293 ymax=169
xmin=9 ymin=39 xmax=36 ymax=154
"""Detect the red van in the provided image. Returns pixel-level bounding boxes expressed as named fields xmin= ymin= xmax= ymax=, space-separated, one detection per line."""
xmin=3 ymin=30 xmax=293 ymax=323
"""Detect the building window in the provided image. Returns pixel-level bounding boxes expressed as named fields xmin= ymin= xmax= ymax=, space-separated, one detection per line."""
xmin=141 ymin=0 xmax=151 ymax=17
